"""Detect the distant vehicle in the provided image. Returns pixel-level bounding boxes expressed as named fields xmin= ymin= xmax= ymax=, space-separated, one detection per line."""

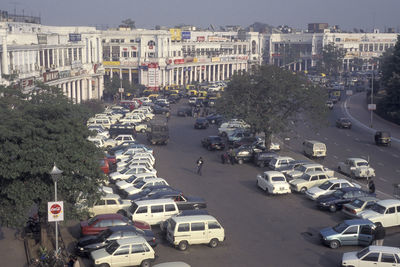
xmin=326 ymin=100 xmax=334 ymax=109
xmin=336 ymin=118 xmax=352 ymax=129
xmin=358 ymin=199 xmax=400 ymax=228
xmin=341 ymin=246 xmax=400 ymax=267
xmin=337 ymin=158 xmax=375 ymax=179
xmin=194 ymin=118 xmax=209 ymax=129
xmin=256 ymin=171 xmax=291 ymax=195
xmin=147 ymin=120 xmax=169 ymax=145
xmin=177 ymin=107 xmax=192 ymax=117
xmin=306 ymin=179 xmax=360 ymax=201
xmin=342 ymin=197 xmax=380 ymax=218
xmin=253 ymin=151 xmax=278 ymax=168
xmin=201 ymin=136 xmax=225 ymax=151
xmin=206 ymin=114 xmax=224 ymax=124
xmin=374 ymin=131 xmax=391 ymax=146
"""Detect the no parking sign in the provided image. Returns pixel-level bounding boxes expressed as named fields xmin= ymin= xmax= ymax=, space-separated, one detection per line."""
xmin=48 ymin=201 xmax=64 ymax=222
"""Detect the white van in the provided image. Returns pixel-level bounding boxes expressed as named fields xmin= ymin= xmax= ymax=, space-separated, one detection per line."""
xmin=128 ymin=199 xmax=179 ymax=225
xmin=166 ymin=215 xmax=225 ymax=251
xmin=303 ymin=140 xmax=327 ymax=158
xmin=87 ymin=118 xmax=112 ymax=129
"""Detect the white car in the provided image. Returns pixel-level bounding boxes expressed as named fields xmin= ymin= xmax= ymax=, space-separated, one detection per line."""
xmin=256 ymin=171 xmax=291 ymax=194
xmin=109 ymin=166 xmax=157 ymax=182
xmin=116 ymin=173 xmax=158 ymax=191
xmin=91 ymin=237 xmax=155 ymax=267
xmin=286 ymin=163 xmax=335 ymax=180
xmin=117 ymin=154 xmax=155 ymax=169
xmin=338 ymin=158 xmax=375 ymax=178
xmin=358 ymin=199 xmax=400 ymax=228
xmin=115 ymin=148 xmax=150 ymax=161
xmin=113 ymin=135 xmax=135 ymax=146
xmin=218 ymin=122 xmax=250 ymax=137
xmin=130 ymin=110 xmax=154 ymax=121
xmin=268 ymin=156 xmax=295 ymax=170
xmin=188 ymin=97 xmax=197 ymax=104
xmin=123 ymin=178 xmax=169 ymax=195
xmin=88 ymin=193 xmax=131 ymax=216
xmin=116 ymin=160 xmax=155 ymax=173
xmin=305 ymin=179 xmax=360 ymax=200
xmin=341 ymin=246 xmax=400 ymax=267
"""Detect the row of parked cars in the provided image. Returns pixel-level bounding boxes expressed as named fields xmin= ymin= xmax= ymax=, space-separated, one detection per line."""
xmin=84 ymin=105 xmax=226 ymax=266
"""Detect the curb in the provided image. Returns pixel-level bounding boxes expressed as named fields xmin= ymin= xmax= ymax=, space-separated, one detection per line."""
xmin=343 ymin=96 xmax=400 ymax=144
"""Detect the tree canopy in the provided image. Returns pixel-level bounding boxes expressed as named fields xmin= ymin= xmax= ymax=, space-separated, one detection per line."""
xmin=378 ymin=35 xmax=400 ymax=124
xmin=216 ymin=65 xmax=327 ymax=143
xmin=317 ymin=43 xmax=345 ymax=75
xmin=0 ymin=84 xmax=105 ymax=227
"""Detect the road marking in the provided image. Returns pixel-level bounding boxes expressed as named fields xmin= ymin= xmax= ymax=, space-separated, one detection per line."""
xmin=396 ymin=170 xmax=400 ymax=173
xmin=378 ymin=162 xmax=384 ymax=166
xmin=379 ymin=149 xmax=384 ymax=152
xmin=355 ymin=138 xmax=360 ymax=141
xmin=346 ymin=133 xmax=350 ymax=137
xmin=334 ymin=142 xmax=339 ymax=146
xmin=324 ymin=137 xmax=328 ymax=140
xmin=379 ymin=177 xmax=388 ymax=182
xmin=316 ymin=132 xmax=320 ymax=136
xmin=333 ymin=155 xmax=338 ymax=159
xmin=346 ymin=148 xmax=351 ymax=152
xmin=366 ymin=144 xmax=371 ymax=147
xmin=393 ymin=154 xmax=399 ymax=158
xmin=377 ymin=189 xmax=392 ymax=198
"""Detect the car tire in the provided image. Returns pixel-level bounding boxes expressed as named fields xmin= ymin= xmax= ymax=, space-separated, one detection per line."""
xmin=375 ymin=222 xmax=382 ymax=227
xmin=178 ymin=241 xmax=188 ymax=251
xmin=238 ymin=159 xmax=243 ymax=165
xmin=338 ymin=166 xmax=341 ymax=173
xmin=140 ymin=260 xmax=151 ymax=267
xmin=329 ymin=240 xmax=340 ymax=249
xmin=145 ymin=117 xmax=150 ymax=121
xmin=117 ymin=210 xmax=127 ymax=217
xmin=329 ymin=204 xmax=337 ymax=213
xmin=211 ymin=119 xmax=215 ymax=124
xmin=141 ymin=129 xmax=146 ymax=133
xmin=99 ymin=264 xmax=110 ymax=267
xmin=300 ymin=187 xmax=307 ymax=194
xmin=209 ymin=238 xmax=219 ymax=248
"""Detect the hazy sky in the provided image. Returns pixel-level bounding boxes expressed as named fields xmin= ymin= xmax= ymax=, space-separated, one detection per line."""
xmin=2 ymin=0 xmax=400 ymax=31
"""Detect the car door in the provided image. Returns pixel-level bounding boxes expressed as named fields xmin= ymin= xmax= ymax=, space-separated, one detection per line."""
xmin=93 ymin=199 xmax=106 ymax=215
xmin=360 ymin=252 xmax=380 ymax=267
xmin=339 ymin=191 xmax=354 ymax=208
xmin=164 ymin=203 xmax=178 ymax=218
xmin=190 ymin=222 xmax=207 ymax=244
xmin=383 ymin=207 xmax=397 ymax=227
xmin=133 ymin=206 xmax=148 ymax=223
xmin=111 ymin=244 xmax=130 ymax=267
xmin=358 ymin=225 xmax=373 ymax=246
xmin=149 ymin=205 xmax=164 ymax=225
xmin=130 ymin=244 xmax=150 ymax=266
xmin=379 ymin=253 xmax=398 ymax=267
xmin=340 ymin=225 xmax=359 ymax=245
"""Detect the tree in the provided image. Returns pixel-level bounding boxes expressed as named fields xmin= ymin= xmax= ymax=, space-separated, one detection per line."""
xmin=318 ymin=43 xmax=345 ymax=75
xmin=0 ymin=83 xmax=105 ymax=227
xmin=378 ymin=35 xmax=400 ymax=124
xmin=120 ymin=19 xmax=136 ymax=29
xmin=216 ymin=65 xmax=327 ymax=145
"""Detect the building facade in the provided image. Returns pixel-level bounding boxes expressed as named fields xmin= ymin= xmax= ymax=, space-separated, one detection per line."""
xmin=0 ymin=21 xmax=104 ymax=103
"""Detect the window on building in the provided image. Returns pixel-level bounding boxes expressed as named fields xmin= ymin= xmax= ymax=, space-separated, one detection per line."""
xmin=178 ymin=51 xmax=181 ymax=56
xmin=173 ymin=51 xmax=176 ymax=57
xmin=131 ymin=51 xmax=137 ymax=57
xmin=122 ymin=51 xmax=129 ymax=57
xmin=369 ymin=44 xmax=373 ymax=52
xmin=384 ymin=44 xmax=389 ymax=50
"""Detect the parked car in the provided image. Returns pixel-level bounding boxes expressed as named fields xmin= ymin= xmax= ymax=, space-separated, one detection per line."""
xmin=138 ymin=190 xmax=207 ymax=210
xmin=160 ymin=209 xmax=209 ymax=233
xmin=80 ymin=214 xmax=150 ymax=236
xmin=326 ymin=100 xmax=334 ymax=109
xmin=201 ymin=136 xmax=225 ymax=151
xmin=303 ymin=140 xmax=327 ymax=158
xmin=115 ymin=173 xmax=158 ymax=192
xmin=336 ymin=118 xmax=352 ymax=129
xmin=194 ymin=118 xmax=209 ymax=129
xmin=338 ymin=158 xmax=375 ymax=178
xmin=76 ymin=225 xmax=157 ymax=255
xmin=227 ymin=130 xmax=251 ymax=145
xmin=342 ymin=197 xmax=380 ymax=218
xmin=275 ymin=160 xmax=311 ymax=175
xmin=319 ymin=219 xmax=375 ymax=249
xmin=126 ymin=185 xmax=175 ymax=201
xmin=358 ymin=199 xmax=400 ymax=228
xmin=90 ymin=236 xmax=155 ymax=267
xmin=285 ymin=163 xmax=334 ymax=181
xmin=316 ymin=187 xmax=376 ymax=212
xmin=306 ymin=179 xmax=360 ymax=200
xmin=123 ymin=178 xmax=169 ymax=196
xmin=253 ymin=151 xmax=278 ymax=168
xmin=375 ymin=131 xmax=391 ymax=146
xmin=100 ymin=158 xmax=110 ymax=175
xmin=206 ymin=114 xmax=224 ymax=125
xmin=233 ymin=144 xmax=264 ymax=164
xmin=289 ymin=171 xmax=335 ymax=193
xmin=88 ymin=193 xmax=131 ymax=217
xmin=269 ymin=156 xmax=295 ymax=170
xmin=341 ymin=246 xmax=400 ymax=267
xmin=256 ymin=171 xmax=291 ymax=195
xmin=109 ymin=124 xmax=137 ymax=138
xmin=177 ymin=107 xmax=192 ymax=117
xmin=152 ymin=105 xmax=170 ymax=115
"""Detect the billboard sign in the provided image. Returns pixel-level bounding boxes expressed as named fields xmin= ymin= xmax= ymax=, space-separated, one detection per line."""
xmin=69 ymin=33 xmax=81 ymax=42
xmin=368 ymin=104 xmax=376 ymax=110
xmin=181 ymin=31 xmax=191 ymax=40
xmin=37 ymin=34 xmax=47 ymax=44
xmin=48 ymin=201 xmax=64 ymax=222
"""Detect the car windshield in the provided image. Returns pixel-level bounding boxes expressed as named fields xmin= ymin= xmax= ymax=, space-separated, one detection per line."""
xmin=332 ymin=190 xmax=345 ymax=198
xmin=120 ymin=168 xmax=129 ymax=174
xmin=126 ymin=175 xmax=137 ymax=183
xmin=370 ymin=204 xmax=386 ymax=214
xmin=87 ymin=216 xmax=98 ymax=226
xmin=134 ymin=181 xmax=146 ymax=189
xmin=333 ymin=222 xmax=349 ymax=233
xmin=294 ymin=165 xmax=307 ymax=172
xmin=356 ymin=162 xmax=368 ymax=167
xmin=319 ymin=181 xmax=334 ymax=190
xmin=350 ymin=199 xmax=365 ymax=208
xmin=272 ymin=176 xmax=286 ymax=182
xmin=356 ymin=247 xmax=370 ymax=259
xmin=105 ymin=240 xmax=119 ymax=255
xmin=98 ymin=229 xmax=112 ymax=241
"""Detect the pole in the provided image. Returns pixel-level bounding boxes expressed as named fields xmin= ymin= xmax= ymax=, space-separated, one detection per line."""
xmin=54 ymin=180 xmax=58 ymax=254
xmin=370 ymin=68 xmax=374 ymax=128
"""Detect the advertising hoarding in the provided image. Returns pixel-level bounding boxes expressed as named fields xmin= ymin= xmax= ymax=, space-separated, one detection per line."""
xmin=69 ymin=33 xmax=81 ymax=42
xmin=181 ymin=31 xmax=191 ymax=40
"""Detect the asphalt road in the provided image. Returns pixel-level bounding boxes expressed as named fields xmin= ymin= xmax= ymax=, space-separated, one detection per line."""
xmin=75 ymin=97 xmax=400 ymax=267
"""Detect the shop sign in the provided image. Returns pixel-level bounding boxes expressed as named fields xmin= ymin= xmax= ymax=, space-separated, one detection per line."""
xmin=103 ymin=61 xmax=121 ymax=66
xmin=43 ymin=71 xmax=59 ymax=82
xmin=69 ymin=33 xmax=81 ymax=42
xmin=197 ymin=36 xmax=205 ymax=42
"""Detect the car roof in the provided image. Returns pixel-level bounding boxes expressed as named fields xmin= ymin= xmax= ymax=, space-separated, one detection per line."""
xmin=340 ymin=187 xmax=361 ymax=192
xmin=93 ymin=213 xmax=124 ymax=220
xmin=171 ymin=215 xmax=217 ymax=223
xmin=134 ymin=198 xmax=176 ymax=205
xmin=263 ymin=171 xmax=285 ymax=177
xmin=302 ymin=163 xmax=324 ymax=168
xmin=303 ymin=170 xmax=329 ymax=176
xmin=376 ymin=199 xmax=400 ymax=207
xmin=347 ymin=157 xmax=367 ymax=162
xmin=272 ymin=156 xmax=294 ymax=160
xmin=343 ymin=219 xmax=374 ymax=226
xmin=102 ymin=193 xmax=121 ymax=199
xmin=142 ymin=177 xmax=166 ymax=182
xmin=116 ymin=236 xmax=147 ymax=245
xmin=353 ymin=196 xmax=380 ymax=202
xmin=108 ymin=225 xmax=138 ymax=232
xmin=304 ymin=140 xmax=324 ymax=144
xmin=367 ymin=246 xmax=400 ymax=253
xmin=329 ymin=179 xmax=351 ymax=184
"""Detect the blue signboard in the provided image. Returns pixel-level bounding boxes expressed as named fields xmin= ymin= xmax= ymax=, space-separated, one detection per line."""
xmin=69 ymin=33 xmax=81 ymax=42
xmin=181 ymin=31 xmax=191 ymax=40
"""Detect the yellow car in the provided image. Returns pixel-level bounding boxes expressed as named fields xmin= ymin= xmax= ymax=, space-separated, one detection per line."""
xmin=198 ymin=91 xmax=208 ymax=97
xmin=187 ymin=90 xmax=198 ymax=96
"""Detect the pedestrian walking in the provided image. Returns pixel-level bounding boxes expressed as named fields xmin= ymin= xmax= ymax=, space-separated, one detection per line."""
xmin=229 ymin=148 xmax=235 ymax=165
xmin=196 ymin=157 xmax=204 ymax=175
xmin=368 ymin=179 xmax=376 ymax=194
xmin=166 ymin=112 xmax=170 ymax=122
xmin=373 ymin=224 xmax=385 ymax=245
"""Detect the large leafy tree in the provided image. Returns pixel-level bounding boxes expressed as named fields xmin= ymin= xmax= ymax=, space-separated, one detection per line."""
xmin=379 ymin=35 xmax=400 ymax=124
xmin=317 ymin=43 xmax=345 ymax=75
xmin=0 ymin=83 xmax=105 ymax=227
xmin=216 ymin=65 xmax=327 ymax=144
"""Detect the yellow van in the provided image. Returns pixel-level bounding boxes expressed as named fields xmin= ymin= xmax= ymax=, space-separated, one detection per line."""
xmin=187 ymin=90 xmax=198 ymax=96
xmin=198 ymin=91 xmax=208 ymax=97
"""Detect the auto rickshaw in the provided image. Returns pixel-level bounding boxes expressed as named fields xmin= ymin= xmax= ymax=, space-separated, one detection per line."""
xmin=198 ymin=91 xmax=208 ymax=97
xmin=374 ymin=131 xmax=391 ymax=146
xmin=187 ymin=90 xmax=198 ymax=97
xmin=148 ymin=94 xmax=159 ymax=101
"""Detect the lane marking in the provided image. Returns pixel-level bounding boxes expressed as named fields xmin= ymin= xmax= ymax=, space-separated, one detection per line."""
xmin=366 ymin=144 xmax=371 ymax=147
xmin=355 ymin=138 xmax=360 ymax=141
xmin=378 ymin=162 xmax=384 ymax=166
xmin=396 ymin=170 xmax=400 ymax=173
xmin=333 ymin=155 xmax=338 ymax=159
xmin=393 ymin=154 xmax=399 ymax=158
xmin=316 ymin=132 xmax=320 ymax=136
xmin=324 ymin=137 xmax=328 ymax=140
xmin=379 ymin=177 xmax=388 ymax=182
xmin=379 ymin=149 xmax=384 ymax=152
xmin=346 ymin=133 xmax=350 ymax=137
xmin=346 ymin=148 xmax=351 ymax=152
xmin=334 ymin=142 xmax=339 ymax=146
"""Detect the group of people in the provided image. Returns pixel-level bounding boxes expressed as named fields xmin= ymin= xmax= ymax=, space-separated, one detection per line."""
xmin=221 ymin=148 xmax=236 ymax=165
xmin=192 ymin=107 xmax=210 ymax=118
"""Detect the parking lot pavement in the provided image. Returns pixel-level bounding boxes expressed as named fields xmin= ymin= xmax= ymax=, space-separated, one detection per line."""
xmin=60 ymin=100 xmax=400 ymax=267
xmin=0 ymin=227 xmax=27 ymax=267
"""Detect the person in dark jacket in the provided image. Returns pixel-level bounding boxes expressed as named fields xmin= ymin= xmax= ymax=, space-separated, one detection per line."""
xmin=368 ymin=179 xmax=376 ymax=194
xmin=373 ymin=224 xmax=385 ymax=245
xmin=196 ymin=157 xmax=204 ymax=176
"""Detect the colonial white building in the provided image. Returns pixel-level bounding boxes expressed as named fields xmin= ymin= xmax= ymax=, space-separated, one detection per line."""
xmin=0 ymin=21 xmax=104 ymax=103
xmin=101 ymin=27 xmax=263 ymax=89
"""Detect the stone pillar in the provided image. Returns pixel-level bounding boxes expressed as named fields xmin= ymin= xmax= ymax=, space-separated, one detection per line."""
xmin=46 ymin=49 xmax=50 ymax=68
xmin=207 ymin=65 xmax=211 ymax=81
xmin=193 ymin=66 xmax=197 ymax=82
xmin=66 ymin=82 xmax=71 ymax=99
xmin=71 ymin=80 xmax=76 ymax=103
xmin=222 ymin=64 xmax=225 ymax=80
xmin=119 ymin=68 xmax=123 ymax=80
xmin=88 ymin=79 xmax=92 ymax=100
xmin=76 ymin=80 xmax=81 ymax=104
xmin=180 ymin=68 xmax=184 ymax=85
xmin=129 ymin=68 xmax=132 ymax=83
xmin=227 ymin=64 xmax=230 ymax=79
xmin=212 ymin=65 xmax=216 ymax=82
xmin=189 ymin=67 xmax=193 ymax=83
xmin=162 ymin=69 xmax=166 ymax=86
xmin=1 ymin=36 xmax=9 ymax=75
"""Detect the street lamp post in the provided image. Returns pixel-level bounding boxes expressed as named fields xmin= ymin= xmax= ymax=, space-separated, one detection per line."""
xmin=50 ymin=164 xmax=63 ymax=254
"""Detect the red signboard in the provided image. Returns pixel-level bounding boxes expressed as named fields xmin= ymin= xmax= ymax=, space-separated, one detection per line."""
xmin=197 ymin=36 xmax=205 ymax=42
xmin=50 ymin=204 xmax=61 ymax=214
xmin=174 ymin=59 xmax=185 ymax=64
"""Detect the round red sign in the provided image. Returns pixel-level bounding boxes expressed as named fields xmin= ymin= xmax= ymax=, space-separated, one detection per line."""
xmin=50 ymin=204 xmax=61 ymax=215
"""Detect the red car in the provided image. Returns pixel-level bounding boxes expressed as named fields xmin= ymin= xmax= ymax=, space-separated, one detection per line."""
xmin=100 ymin=158 xmax=110 ymax=175
xmin=80 ymin=213 xmax=150 ymax=236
